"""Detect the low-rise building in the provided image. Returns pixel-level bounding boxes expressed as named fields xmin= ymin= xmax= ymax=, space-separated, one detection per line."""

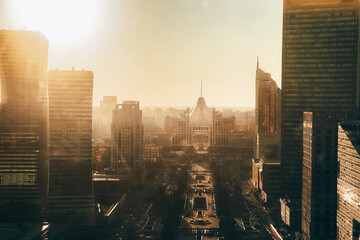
xmin=280 ymin=197 xmax=301 ymax=231
xmin=143 ymin=144 xmax=160 ymax=163
xmin=251 ymin=158 xmax=280 ymax=203
xmin=251 ymin=159 xmax=260 ymax=190
xmin=259 ymin=160 xmax=280 ymax=203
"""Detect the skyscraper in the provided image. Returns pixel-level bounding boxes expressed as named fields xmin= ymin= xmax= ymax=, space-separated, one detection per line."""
xmin=255 ymin=58 xmax=281 ymax=138
xmin=255 ymin=58 xmax=281 ymax=161
xmin=0 ymin=30 xmax=49 ymax=211
xmin=47 ymin=68 xmax=95 ymax=216
xmin=252 ymin=59 xmax=281 ymax=203
xmin=111 ymin=101 xmax=143 ymax=169
xmin=282 ymin=0 xmax=360 ymax=204
xmin=301 ymin=112 xmax=360 ymax=240
xmin=337 ymin=121 xmax=360 ymax=240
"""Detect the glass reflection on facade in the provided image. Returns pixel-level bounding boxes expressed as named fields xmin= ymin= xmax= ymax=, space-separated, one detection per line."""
xmin=337 ymin=121 xmax=360 ymax=240
xmin=301 ymin=112 xmax=360 ymax=240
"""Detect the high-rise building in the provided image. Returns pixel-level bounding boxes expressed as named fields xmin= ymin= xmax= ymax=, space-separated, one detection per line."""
xmin=47 ymin=68 xmax=95 ymax=216
xmin=0 ymin=30 xmax=49 ymax=211
xmin=302 ymin=112 xmax=337 ymax=240
xmin=99 ymin=96 xmax=117 ymax=136
xmin=255 ymin=58 xmax=281 ymax=161
xmin=111 ymin=101 xmax=143 ymax=169
xmin=282 ymin=0 xmax=360 ymax=207
xmin=301 ymin=112 xmax=360 ymax=240
xmin=255 ymin=58 xmax=281 ymax=137
xmin=251 ymin=59 xmax=281 ymax=203
xmin=337 ymin=121 xmax=360 ymax=240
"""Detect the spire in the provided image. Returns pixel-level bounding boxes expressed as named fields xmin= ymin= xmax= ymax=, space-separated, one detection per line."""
xmin=257 ymin=55 xmax=259 ymax=70
xmin=201 ymin=79 xmax=203 ymax=97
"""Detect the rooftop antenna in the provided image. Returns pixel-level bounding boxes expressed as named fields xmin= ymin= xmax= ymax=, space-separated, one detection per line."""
xmin=201 ymin=79 xmax=203 ymax=97
xmin=257 ymin=55 xmax=259 ymax=70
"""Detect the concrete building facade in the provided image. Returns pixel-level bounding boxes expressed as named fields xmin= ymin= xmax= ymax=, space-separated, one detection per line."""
xmin=47 ymin=69 xmax=95 ymax=216
xmin=165 ymin=115 xmax=188 ymax=146
xmin=111 ymin=101 xmax=144 ymax=169
xmin=212 ymin=111 xmax=236 ymax=147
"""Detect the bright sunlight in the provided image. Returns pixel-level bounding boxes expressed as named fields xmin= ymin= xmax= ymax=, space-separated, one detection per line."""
xmin=9 ymin=0 xmax=101 ymax=46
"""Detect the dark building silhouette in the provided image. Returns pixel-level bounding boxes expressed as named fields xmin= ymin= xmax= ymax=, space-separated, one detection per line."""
xmin=302 ymin=112 xmax=360 ymax=240
xmin=0 ymin=30 xmax=49 ymax=211
xmin=255 ymin=57 xmax=281 ymax=137
xmin=281 ymin=0 xmax=360 ymax=223
xmin=47 ymin=68 xmax=95 ymax=216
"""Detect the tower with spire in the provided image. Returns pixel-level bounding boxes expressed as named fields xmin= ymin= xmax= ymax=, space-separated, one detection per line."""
xmin=186 ymin=80 xmax=213 ymax=150
xmin=252 ymin=55 xmax=282 ymax=203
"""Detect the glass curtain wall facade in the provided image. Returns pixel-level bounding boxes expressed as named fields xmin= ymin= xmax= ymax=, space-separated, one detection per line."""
xmin=0 ymin=30 xmax=49 ymax=210
xmin=302 ymin=112 xmax=360 ymax=240
xmin=282 ymin=0 xmax=360 ymax=203
xmin=337 ymin=121 xmax=360 ymax=240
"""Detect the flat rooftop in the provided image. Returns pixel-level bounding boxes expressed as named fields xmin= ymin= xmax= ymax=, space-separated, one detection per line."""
xmin=182 ymin=164 xmax=219 ymax=230
xmin=193 ymin=197 xmax=207 ymax=210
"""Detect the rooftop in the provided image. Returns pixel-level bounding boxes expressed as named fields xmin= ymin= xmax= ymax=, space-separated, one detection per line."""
xmin=189 ymin=97 xmax=213 ymax=127
xmin=340 ymin=120 xmax=360 ymax=154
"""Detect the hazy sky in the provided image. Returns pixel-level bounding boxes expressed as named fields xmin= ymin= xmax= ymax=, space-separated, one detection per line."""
xmin=0 ymin=0 xmax=283 ymax=107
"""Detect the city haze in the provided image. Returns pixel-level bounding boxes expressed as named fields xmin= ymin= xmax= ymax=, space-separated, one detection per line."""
xmin=0 ymin=0 xmax=282 ymax=107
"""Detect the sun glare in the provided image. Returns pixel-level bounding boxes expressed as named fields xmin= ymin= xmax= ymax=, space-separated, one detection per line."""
xmin=10 ymin=0 xmax=100 ymax=46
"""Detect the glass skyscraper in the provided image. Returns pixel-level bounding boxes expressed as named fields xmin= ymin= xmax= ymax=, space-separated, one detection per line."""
xmin=302 ymin=112 xmax=360 ymax=239
xmin=0 ymin=30 xmax=49 ymax=211
xmin=282 ymin=0 xmax=360 ymax=201
xmin=337 ymin=121 xmax=360 ymax=240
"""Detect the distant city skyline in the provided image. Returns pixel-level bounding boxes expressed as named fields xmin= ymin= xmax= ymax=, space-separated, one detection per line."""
xmin=0 ymin=0 xmax=282 ymax=107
